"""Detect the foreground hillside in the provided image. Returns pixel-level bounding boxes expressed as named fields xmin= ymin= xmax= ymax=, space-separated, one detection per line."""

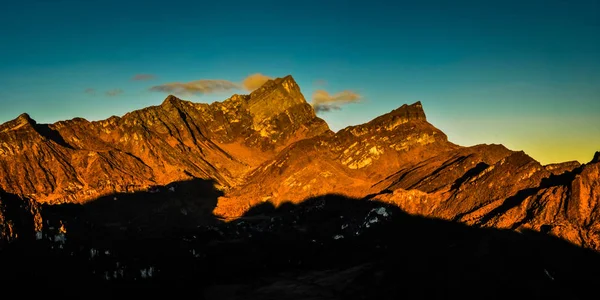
xmin=2 ymin=191 xmax=600 ymax=299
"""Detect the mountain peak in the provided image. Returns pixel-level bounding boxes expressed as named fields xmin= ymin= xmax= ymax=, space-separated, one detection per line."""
xmin=387 ymin=101 xmax=426 ymax=121
xmin=250 ymin=75 xmax=300 ymax=98
xmin=0 ymin=113 xmax=38 ymax=136
xmin=1 ymin=113 xmax=36 ymax=130
xmin=260 ymin=74 xmax=294 ymax=84
xmin=399 ymin=101 xmax=425 ymax=118
xmin=245 ymin=75 xmax=310 ymax=123
xmin=366 ymin=101 xmax=427 ymax=129
xmin=274 ymin=74 xmax=295 ymax=84
xmin=161 ymin=95 xmax=182 ymax=107
xmin=16 ymin=113 xmax=35 ymax=124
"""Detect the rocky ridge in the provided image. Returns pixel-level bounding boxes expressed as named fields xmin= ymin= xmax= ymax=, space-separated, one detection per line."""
xmin=0 ymin=75 xmax=329 ymax=205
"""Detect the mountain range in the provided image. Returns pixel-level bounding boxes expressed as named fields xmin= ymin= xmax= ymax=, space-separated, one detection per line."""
xmin=1 ymin=75 xmax=599 ymax=298
xmin=1 ymin=75 xmax=598 ymax=250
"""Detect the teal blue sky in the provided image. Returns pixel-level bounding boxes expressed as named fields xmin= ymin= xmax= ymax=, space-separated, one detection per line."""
xmin=0 ymin=0 xmax=598 ymax=164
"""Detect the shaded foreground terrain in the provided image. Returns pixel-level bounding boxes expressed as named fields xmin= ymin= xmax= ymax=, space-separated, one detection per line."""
xmin=1 ymin=182 xmax=600 ymax=299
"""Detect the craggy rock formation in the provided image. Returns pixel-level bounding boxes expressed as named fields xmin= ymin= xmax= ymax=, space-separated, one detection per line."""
xmin=0 ymin=75 xmax=599 ymax=253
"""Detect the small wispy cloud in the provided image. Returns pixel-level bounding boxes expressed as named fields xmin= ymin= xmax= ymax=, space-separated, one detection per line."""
xmin=314 ymin=79 xmax=327 ymax=86
xmin=84 ymin=88 xmax=96 ymax=95
xmin=131 ymin=74 xmax=156 ymax=81
xmin=312 ymin=90 xmax=361 ymax=113
xmin=149 ymin=80 xmax=239 ymax=96
xmin=106 ymin=89 xmax=124 ymax=97
xmin=242 ymin=73 xmax=271 ymax=91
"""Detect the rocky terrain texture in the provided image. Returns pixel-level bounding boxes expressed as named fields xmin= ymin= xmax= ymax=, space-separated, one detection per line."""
xmin=0 ymin=75 xmax=599 ymax=297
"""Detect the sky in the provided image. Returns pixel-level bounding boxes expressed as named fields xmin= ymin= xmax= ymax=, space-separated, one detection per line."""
xmin=0 ymin=0 xmax=598 ymax=164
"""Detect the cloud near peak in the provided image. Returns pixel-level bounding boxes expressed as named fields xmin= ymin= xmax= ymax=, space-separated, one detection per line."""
xmin=242 ymin=73 xmax=271 ymax=91
xmin=313 ymin=79 xmax=327 ymax=86
xmin=149 ymin=79 xmax=239 ymax=96
xmin=149 ymin=74 xmax=361 ymax=112
xmin=311 ymin=89 xmax=361 ymax=113
xmin=149 ymin=73 xmax=273 ymax=96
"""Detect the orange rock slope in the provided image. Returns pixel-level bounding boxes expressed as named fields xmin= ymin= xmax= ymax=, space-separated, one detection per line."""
xmin=0 ymin=75 xmax=598 ymax=250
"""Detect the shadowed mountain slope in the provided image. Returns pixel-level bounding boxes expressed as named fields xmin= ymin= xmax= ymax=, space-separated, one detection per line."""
xmin=2 ymin=191 xmax=600 ymax=300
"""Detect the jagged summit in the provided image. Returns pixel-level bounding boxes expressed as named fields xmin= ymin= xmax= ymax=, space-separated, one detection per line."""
xmin=161 ymin=94 xmax=181 ymax=105
xmin=257 ymin=75 xmax=298 ymax=90
xmin=16 ymin=113 xmax=34 ymax=123
xmin=368 ymin=101 xmax=427 ymax=126
xmin=11 ymin=113 xmax=36 ymax=127
xmin=249 ymin=75 xmax=302 ymax=101
xmin=160 ymin=95 xmax=188 ymax=110
xmin=0 ymin=112 xmax=36 ymax=132
xmin=245 ymin=75 xmax=311 ymax=124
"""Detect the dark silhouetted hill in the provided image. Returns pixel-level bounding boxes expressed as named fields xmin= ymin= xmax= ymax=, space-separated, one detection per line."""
xmin=2 ymin=186 xmax=600 ymax=299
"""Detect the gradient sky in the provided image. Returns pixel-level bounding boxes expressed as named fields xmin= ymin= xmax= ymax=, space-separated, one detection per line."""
xmin=0 ymin=0 xmax=598 ymax=164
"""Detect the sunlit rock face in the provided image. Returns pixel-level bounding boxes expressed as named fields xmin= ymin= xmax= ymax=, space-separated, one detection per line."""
xmin=0 ymin=76 xmax=329 ymax=205
xmin=1 ymin=75 xmax=600 ymax=253
xmin=216 ymin=101 xmax=456 ymax=215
